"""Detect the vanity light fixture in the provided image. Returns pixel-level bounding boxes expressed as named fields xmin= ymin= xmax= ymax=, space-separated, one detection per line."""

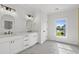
xmin=0 ymin=4 xmax=17 ymax=16
xmin=25 ymin=14 xmax=33 ymax=20
xmin=0 ymin=4 xmax=16 ymax=12
xmin=27 ymin=14 xmax=33 ymax=18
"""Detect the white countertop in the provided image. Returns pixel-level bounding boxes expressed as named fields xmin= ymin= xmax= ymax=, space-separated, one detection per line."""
xmin=0 ymin=32 xmax=38 ymax=37
xmin=0 ymin=32 xmax=38 ymax=43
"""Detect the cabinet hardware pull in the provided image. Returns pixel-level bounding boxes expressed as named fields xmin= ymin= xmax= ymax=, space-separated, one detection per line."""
xmin=24 ymin=39 xmax=28 ymax=41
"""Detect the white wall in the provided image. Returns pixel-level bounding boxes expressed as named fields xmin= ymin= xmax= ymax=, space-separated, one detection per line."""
xmin=48 ymin=9 xmax=78 ymax=45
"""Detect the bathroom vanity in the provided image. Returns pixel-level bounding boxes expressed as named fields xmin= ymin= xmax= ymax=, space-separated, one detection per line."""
xmin=0 ymin=8 xmax=38 ymax=54
xmin=0 ymin=32 xmax=38 ymax=54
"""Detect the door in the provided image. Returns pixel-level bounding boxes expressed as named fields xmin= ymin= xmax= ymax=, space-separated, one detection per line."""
xmin=41 ymin=23 xmax=48 ymax=44
xmin=0 ymin=41 xmax=10 ymax=54
xmin=10 ymin=38 xmax=23 ymax=54
xmin=40 ymin=13 xmax=48 ymax=44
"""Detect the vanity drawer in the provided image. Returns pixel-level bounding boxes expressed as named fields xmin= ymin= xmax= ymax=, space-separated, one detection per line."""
xmin=24 ymin=39 xmax=30 ymax=46
xmin=24 ymin=36 xmax=29 ymax=40
xmin=24 ymin=39 xmax=28 ymax=41
xmin=24 ymin=41 xmax=29 ymax=45
xmin=24 ymin=44 xmax=30 ymax=49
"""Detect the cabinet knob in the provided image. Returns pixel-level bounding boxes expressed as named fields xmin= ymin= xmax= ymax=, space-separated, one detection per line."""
xmin=13 ymin=41 xmax=14 ymax=43
xmin=10 ymin=41 xmax=14 ymax=43
xmin=11 ymin=41 xmax=12 ymax=43
xmin=43 ymin=30 xmax=45 ymax=32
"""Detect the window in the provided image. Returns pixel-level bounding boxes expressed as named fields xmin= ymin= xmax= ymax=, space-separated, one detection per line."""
xmin=56 ymin=19 xmax=66 ymax=37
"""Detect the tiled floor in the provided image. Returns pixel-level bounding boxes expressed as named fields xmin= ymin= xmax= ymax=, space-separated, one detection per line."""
xmin=19 ymin=41 xmax=79 ymax=54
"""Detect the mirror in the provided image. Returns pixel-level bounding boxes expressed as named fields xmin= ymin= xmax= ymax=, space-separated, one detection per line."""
xmin=26 ymin=20 xmax=32 ymax=32
xmin=4 ymin=21 xmax=13 ymax=29
xmin=1 ymin=14 xmax=15 ymax=34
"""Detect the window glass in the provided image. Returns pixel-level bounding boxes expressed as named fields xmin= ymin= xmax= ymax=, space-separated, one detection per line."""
xmin=56 ymin=19 xmax=66 ymax=37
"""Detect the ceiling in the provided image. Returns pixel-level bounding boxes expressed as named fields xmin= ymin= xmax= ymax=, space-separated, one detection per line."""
xmin=4 ymin=4 xmax=79 ymax=14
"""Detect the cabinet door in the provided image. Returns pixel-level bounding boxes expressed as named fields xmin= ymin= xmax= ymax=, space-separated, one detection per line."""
xmin=29 ymin=34 xmax=38 ymax=46
xmin=0 ymin=41 xmax=10 ymax=54
xmin=10 ymin=39 xmax=24 ymax=54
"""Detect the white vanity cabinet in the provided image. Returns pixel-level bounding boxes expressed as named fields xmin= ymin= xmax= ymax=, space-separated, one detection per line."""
xmin=0 ymin=33 xmax=38 ymax=54
xmin=24 ymin=35 xmax=30 ymax=49
xmin=10 ymin=37 xmax=24 ymax=54
xmin=24 ymin=33 xmax=38 ymax=49
xmin=0 ymin=41 xmax=10 ymax=54
xmin=0 ymin=36 xmax=24 ymax=54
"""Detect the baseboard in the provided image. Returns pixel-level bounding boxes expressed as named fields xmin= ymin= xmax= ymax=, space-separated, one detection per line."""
xmin=47 ymin=40 xmax=79 ymax=47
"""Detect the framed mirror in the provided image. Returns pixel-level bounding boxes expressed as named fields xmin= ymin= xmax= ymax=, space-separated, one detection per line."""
xmin=1 ymin=14 xmax=15 ymax=34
